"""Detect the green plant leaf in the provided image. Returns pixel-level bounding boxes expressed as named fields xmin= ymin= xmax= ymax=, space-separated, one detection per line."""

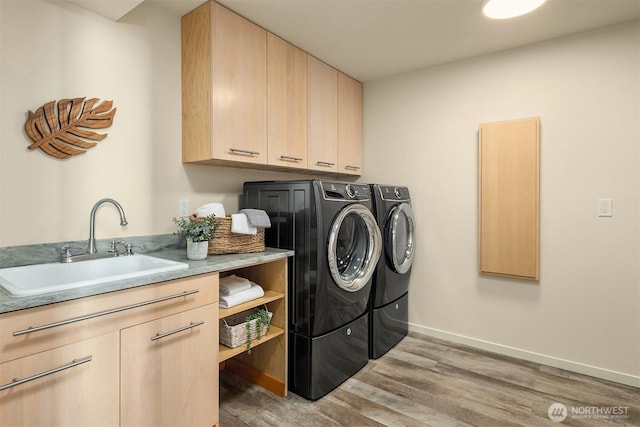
xmin=172 ymin=214 xmax=218 ymax=242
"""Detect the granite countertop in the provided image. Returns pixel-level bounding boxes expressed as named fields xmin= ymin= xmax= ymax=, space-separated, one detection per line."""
xmin=0 ymin=247 xmax=294 ymax=314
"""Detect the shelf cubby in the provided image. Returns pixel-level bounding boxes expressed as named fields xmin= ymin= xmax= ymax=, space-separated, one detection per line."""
xmin=218 ymin=257 xmax=288 ymax=396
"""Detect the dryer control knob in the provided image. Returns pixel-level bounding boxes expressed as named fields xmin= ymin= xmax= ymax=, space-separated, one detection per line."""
xmin=345 ymin=184 xmax=355 ymax=199
xmin=394 ymin=187 xmax=402 ymax=199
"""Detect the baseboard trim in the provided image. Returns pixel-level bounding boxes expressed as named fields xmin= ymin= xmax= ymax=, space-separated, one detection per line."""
xmin=409 ymin=323 xmax=640 ymax=389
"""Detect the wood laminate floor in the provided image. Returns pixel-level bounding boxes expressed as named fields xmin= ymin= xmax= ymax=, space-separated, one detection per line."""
xmin=219 ymin=332 xmax=640 ymax=426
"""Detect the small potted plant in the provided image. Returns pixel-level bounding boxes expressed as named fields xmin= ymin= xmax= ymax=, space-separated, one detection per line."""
xmin=245 ymin=308 xmax=271 ymax=354
xmin=173 ymin=214 xmax=217 ymax=260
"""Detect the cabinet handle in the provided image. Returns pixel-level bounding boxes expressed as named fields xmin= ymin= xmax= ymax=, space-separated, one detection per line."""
xmin=0 ymin=356 xmax=92 ymax=391
xmin=13 ymin=290 xmax=200 ymax=336
xmin=229 ymin=148 xmax=260 ymax=156
xmin=279 ymin=155 xmax=303 ymax=162
xmin=151 ymin=321 xmax=205 ymax=341
xmin=345 ymin=165 xmax=361 ymax=171
xmin=316 ymin=161 xmax=335 ymax=167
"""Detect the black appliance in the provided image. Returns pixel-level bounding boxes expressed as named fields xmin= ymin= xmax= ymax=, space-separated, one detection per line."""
xmin=369 ymin=184 xmax=415 ymax=359
xmin=242 ymin=180 xmax=381 ymax=400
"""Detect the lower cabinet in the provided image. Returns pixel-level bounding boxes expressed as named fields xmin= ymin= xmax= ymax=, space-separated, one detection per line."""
xmin=121 ymin=304 xmax=219 ymax=427
xmin=0 ymin=331 xmax=120 ymax=427
xmin=0 ymin=272 xmax=219 ymax=427
xmin=0 ymin=255 xmax=290 ymax=426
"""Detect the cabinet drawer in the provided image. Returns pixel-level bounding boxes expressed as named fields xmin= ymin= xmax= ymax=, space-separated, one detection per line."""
xmin=0 ymin=273 xmax=219 ymax=363
xmin=0 ymin=331 xmax=119 ymax=427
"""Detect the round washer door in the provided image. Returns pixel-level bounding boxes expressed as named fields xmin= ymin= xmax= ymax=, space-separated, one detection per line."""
xmin=386 ymin=203 xmax=415 ymax=274
xmin=327 ymin=204 xmax=382 ymax=292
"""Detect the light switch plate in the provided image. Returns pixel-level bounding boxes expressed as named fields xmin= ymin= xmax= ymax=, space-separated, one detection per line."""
xmin=179 ymin=199 xmax=190 ymax=217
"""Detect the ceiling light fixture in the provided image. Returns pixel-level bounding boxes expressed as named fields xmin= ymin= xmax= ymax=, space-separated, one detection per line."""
xmin=482 ymin=0 xmax=547 ymax=19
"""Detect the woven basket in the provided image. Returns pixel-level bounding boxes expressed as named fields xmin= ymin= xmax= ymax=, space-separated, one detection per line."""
xmin=190 ymin=215 xmax=265 ymax=255
xmin=219 ymin=306 xmax=272 ymax=349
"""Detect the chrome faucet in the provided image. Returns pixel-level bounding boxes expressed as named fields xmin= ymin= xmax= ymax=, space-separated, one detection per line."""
xmin=87 ymin=198 xmax=128 ymax=254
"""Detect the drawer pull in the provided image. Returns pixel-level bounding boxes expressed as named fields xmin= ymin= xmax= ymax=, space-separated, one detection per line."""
xmin=279 ymin=155 xmax=303 ymax=162
xmin=229 ymin=148 xmax=260 ymax=156
xmin=316 ymin=161 xmax=335 ymax=167
xmin=151 ymin=321 xmax=205 ymax=341
xmin=0 ymin=356 xmax=92 ymax=391
xmin=13 ymin=290 xmax=200 ymax=336
xmin=345 ymin=165 xmax=361 ymax=171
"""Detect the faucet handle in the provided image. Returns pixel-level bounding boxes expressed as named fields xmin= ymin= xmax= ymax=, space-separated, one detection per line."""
xmin=123 ymin=242 xmax=144 ymax=256
xmin=109 ymin=239 xmax=131 ymax=255
xmin=111 ymin=240 xmax=143 ymax=255
xmin=59 ymin=246 xmax=73 ymax=262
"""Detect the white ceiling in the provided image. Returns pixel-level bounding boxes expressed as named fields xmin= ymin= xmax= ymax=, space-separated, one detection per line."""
xmin=153 ymin=0 xmax=640 ymax=82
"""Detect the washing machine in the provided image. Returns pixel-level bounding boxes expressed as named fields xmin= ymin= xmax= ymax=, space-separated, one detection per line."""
xmin=242 ymin=180 xmax=382 ymax=400
xmin=369 ymin=184 xmax=415 ymax=359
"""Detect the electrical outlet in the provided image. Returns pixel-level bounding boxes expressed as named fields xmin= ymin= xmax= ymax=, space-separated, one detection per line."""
xmin=597 ymin=199 xmax=612 ymax=217
xmin=178 ymin=199 xmax=190 ymax=217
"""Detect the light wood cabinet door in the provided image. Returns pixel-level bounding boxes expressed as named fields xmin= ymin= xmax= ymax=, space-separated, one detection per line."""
xmin=479 ymin=117 xmax=540 ymax=280
xmin=0 ymin=332 xmax=119 ymax=427
xmin=182 ymin=1 xmax=267 ymax=165
xmin=337 ymin=72 xmax=363 ymax=175
xmin=121 ymin=304 xmax=218 ymax=427
xmin=307 ymin=55 xmax=338 ymax=172
xmin=267 ymin=33 xmax=308 ymax=169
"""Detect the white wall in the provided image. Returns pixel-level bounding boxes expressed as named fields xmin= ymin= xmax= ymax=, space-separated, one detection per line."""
xmin=362 ymin=22 xmax=640 ymax=385
xmin=0 ymin=0 xmax=306 ymax=246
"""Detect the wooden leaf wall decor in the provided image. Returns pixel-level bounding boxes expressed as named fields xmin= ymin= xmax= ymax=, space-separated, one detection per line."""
xmin=24 ymin=97 xmax=116 ymax=159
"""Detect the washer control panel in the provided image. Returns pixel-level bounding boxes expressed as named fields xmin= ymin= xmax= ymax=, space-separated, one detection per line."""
xmin=321 ymin=181 xmax=371 ymax=200
xmin=378 ymin=185 xmax=410 ymax=201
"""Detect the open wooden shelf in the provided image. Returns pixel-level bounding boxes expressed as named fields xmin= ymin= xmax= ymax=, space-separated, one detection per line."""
xmin=216 ymin=256 xmax=288 ymax=397
xmin=218 ymin=325 xmax=284 ymax=363
xmin=219 ymin=290 xmax=284 ymax=318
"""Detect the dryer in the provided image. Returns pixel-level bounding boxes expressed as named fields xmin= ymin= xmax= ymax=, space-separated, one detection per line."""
xmin=242 ymin=180 xmax=382 ymax=400
xmin=369 ymin=184 xmax=415 ymax=359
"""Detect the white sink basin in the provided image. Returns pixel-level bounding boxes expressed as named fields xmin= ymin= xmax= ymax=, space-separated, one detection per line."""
xmin=0 ymin=254 xmax=189 ymax=297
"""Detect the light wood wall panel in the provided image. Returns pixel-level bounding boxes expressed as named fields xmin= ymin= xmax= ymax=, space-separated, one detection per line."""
xmin=479 ymin=117 xmax=540 ymax=280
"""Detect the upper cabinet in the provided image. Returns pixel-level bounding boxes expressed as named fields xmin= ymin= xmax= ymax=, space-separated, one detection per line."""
xmin=307 ymin=56 xmax=338 ymax=173
xmin=181 ymin=1 xmax=362 ymax=176
xmin=182 ymin=1 xmax=267 ymax=166
xmin=338 ymin=72 xmax=363 ymax=175
xmin=267 ymin=33 xmax=308 ymax=169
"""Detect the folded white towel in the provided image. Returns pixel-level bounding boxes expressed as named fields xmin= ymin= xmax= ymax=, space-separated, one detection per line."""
xmin=219 ymin=274 xmax=252 ymax=296
xmin=196 ymin=203 xmax=225 ymax=218
xmin=231 ymin=213 xmax=257 ymax=235
xmin=219 ymin=283 xmax=264 ymax=308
